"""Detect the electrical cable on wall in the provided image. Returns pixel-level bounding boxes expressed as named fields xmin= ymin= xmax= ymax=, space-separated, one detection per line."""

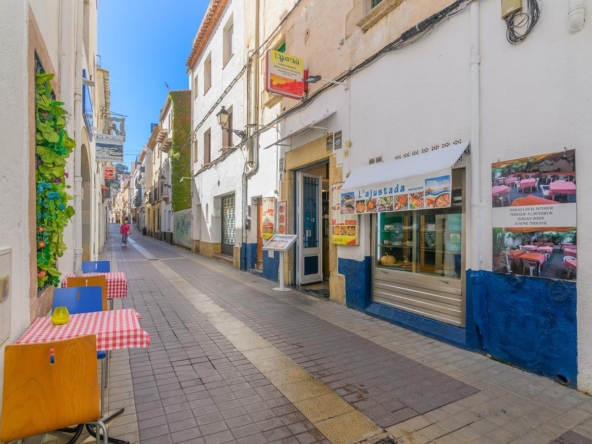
xmin=505 ymin=0 xmax=542 ymax=44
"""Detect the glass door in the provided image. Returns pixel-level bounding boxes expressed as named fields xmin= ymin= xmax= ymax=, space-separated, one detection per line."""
xmin=297 ymin=172 xmax=323 ymax=284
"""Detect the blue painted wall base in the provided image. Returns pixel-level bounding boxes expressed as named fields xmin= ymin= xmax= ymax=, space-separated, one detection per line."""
xmin=263 ymin=250 xmax=280 ymax=282
xmin=339 ymin=257 xmax=578 ymax=387
xmin=241 ymin=243 xmax=258 ymax=272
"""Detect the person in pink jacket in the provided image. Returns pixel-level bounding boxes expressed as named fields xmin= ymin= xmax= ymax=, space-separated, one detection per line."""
xmin=120 ymin=219 xmax=131 ymax=246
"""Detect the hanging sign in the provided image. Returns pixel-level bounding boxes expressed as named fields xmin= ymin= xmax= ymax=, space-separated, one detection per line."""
xmin=277 ymin=201 xmax=287 ymax=234
xmin=341 ymin=171 xmax=452 ymax=215
xmin=491 ymin=149 xmax=577 ymax=280
xmin=96 ymin=134 xmax=124 ymax=162
xmin=262 ymin=197 xmax=275 ymax=241
xmin=104 ymin=166 xmax=115 ymax=180
xmin=265 ymin=50 xmax=305 ymax=99
xmin=331 ymin=183 xmax=358 ymax=246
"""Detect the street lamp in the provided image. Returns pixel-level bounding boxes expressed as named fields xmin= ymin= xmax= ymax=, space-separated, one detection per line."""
xmin=159 ymin=174 xmax=171 ymax=188
xmin=216 ymin=106 xmax=247 ymax=141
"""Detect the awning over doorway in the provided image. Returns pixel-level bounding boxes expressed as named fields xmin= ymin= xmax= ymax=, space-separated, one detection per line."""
xmin=341 ymin=142 xmax=468 ymax=199
xmin=263 ymin=111 xmax=336 ymax=150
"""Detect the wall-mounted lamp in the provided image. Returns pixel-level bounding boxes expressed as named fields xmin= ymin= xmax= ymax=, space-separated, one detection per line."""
xmin=216 ymin=106 xmax=247 ymax=141
xmin=304 ymin=75 xmax=347 ymax=86
xmin=158 ymin=174 xmax=171 ymax=188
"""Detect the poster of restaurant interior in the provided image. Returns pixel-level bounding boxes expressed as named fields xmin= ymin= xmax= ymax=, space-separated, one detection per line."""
xmin=491 ymin=149 xmax=576 ymax=280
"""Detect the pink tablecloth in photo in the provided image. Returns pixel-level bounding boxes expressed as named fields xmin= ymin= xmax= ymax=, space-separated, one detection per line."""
xmin=16 ymin=309 xmax=149 ymax=351
xmin=549 ymin=181 xmax=576 ymax=197
xmin=504 ymin=177 xmax=518 ymax=185
xmin=564 ymin=248 xmax=577 ymax=258
xmin=518 ymin=178 xmax=536 ymax=191
xmin=538 ymin=246 xmax=553 ymax=254
xmin=564 ymin=257 xmax=577 ymax=270
xmin=521 ymin=245 xmax=539 ymax=252
xmin=62 ymin=272 xmax=128 ymax=299
xmin=492 ymin=185 xmax=511 ymax=196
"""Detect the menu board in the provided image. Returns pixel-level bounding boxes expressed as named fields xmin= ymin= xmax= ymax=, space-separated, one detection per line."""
xmin=341 ymin=174 xmax=451 ymax=215
xmin=277 ymin=201 xmax=287 ymax=234
xmin=331 ymin=183 xmax=358 ymax=246
xmin=262 ymin=197 xmax=275 ymax=241
xmin=263 ymin=234 xmax=298 ymax=251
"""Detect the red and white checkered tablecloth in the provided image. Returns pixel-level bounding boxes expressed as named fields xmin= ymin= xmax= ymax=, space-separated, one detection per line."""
xmin=16 ymin=309 xmax=150 ymax=351
xmin=62 ymin=272 xmax=128 ymax=299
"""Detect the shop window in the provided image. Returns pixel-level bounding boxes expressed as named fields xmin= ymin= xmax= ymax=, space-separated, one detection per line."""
xmin=373 ymin=168 xmax=465 ymax=326
xmin=376 ymin=169 xmax=464 ymax=279
xmin=371 ymin=0 xmax=383 ymax=7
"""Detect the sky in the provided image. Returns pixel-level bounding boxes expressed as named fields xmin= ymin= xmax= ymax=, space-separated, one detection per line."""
xmin=98 ymin=0 xmax=209 ymax=168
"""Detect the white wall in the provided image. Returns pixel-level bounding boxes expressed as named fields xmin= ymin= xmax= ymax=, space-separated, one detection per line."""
xmin=0 ymin=1 xmax=32 ymax=410
xmin=191 ymin=0 xmax=246 ymax=247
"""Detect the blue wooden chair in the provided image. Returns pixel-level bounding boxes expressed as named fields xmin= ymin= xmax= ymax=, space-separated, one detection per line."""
xmin=82 ymin=260 xmax=111 ymax=273
xmin=52 ymin=287 xmax=108 ymax=414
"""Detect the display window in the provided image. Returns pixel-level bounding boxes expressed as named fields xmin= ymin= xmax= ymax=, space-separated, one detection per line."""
xmin=372 ymin=169 xmax=465 ymax=326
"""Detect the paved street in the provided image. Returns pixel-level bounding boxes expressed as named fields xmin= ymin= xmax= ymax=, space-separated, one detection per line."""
xmin=99 ymin=226 xmax=592 ymax=444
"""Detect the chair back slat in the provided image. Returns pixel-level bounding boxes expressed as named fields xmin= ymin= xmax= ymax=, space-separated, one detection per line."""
xmin=0 ymin=336 xmax=100 ymax=442
xmin=52 ymin=286 xmax=103 ymax=314
xmin=81 ymin=261 xmax=110 ymax=273
xmin=66 ymin=275 xmax=108 ymax=311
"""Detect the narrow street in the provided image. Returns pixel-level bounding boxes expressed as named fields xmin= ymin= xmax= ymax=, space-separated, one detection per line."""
xmin=100 ymin=226 xmax=592 ymax=444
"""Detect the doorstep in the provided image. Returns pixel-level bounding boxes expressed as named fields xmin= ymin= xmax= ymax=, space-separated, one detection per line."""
xmin=212 ymin=253 xmax=233 ymax=266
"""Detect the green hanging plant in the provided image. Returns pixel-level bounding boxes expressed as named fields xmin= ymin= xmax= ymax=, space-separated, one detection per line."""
xmin=35 ymin=73 xmax=76 ymax=288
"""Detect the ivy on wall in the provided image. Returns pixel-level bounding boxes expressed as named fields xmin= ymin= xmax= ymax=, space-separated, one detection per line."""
xmin=35 ymin=73 xmax=75 ymax=288
xmin=169 ymin=90 xmax=192 ymax=212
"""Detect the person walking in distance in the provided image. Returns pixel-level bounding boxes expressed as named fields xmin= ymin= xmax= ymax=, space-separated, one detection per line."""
xmin=120 ymin=219 xmax=131 ymax=246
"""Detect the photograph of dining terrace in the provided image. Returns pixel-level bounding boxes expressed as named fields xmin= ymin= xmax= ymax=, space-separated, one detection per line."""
xmin=491 ymin=149 xmax=576 ymax=207
xmin=493 ymin=228 xmax=577 ymax=280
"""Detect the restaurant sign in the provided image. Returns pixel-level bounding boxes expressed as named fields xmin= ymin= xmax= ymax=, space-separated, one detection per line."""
xmin=491 ymin=149 xmax=577 ymax=281
xmin=265 ymin=50 xmax=304 ymax=99
xmin=262 ymin=197 xmax=275 ymax=241
xmin=96 ymin=134 xmax=124 ymax=162
xmin=341 ymin=169 xmax=452 ymax=215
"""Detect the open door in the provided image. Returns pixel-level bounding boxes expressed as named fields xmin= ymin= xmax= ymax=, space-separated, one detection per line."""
xmin=297 ymin=172 xmax=323 ymax=285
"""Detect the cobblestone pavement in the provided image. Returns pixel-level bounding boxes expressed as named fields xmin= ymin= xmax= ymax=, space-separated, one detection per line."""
xmin=95 ymin=226 xmax=592 ymax=444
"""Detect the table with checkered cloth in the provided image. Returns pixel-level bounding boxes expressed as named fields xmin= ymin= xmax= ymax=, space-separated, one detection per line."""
xmin=16 ymin=309 xmax=150 ymax=351
xmin=62 ymin=272 xmax=128 ymax=299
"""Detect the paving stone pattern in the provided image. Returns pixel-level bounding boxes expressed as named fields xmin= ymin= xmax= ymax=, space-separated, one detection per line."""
xmin=118 ymin=258 xmax=329 ymax=444
xmin=99 ymin=227 xmax=592 ymax=444
xmin=163 ymin=258 xmax=479 ymax=428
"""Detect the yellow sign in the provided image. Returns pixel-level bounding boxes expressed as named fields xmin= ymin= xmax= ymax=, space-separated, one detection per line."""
xmin=265 ymin=50 xmax=304 ymax=99
xmin=331 ymin=183 xmax=359 ymax=246
xmin=262 ymin=197 xmax=275 ymax=241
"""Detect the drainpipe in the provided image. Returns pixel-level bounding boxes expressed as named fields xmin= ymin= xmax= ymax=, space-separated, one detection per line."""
xmin=470 ymin=0 xmax=482 ymax=272
xmin=241 ymin=0 xmax=261 ymax=271
xmin=73 ymin=0 xmax=84 ymax=273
